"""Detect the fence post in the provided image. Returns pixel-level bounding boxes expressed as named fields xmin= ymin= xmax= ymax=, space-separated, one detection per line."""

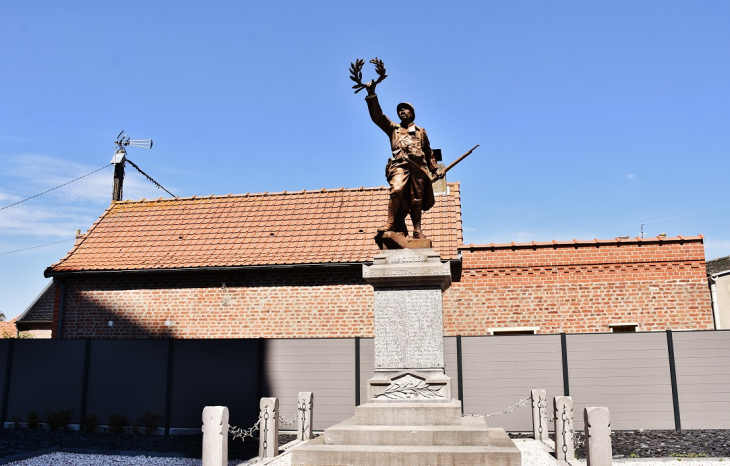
xmin=560 ymin=332 xmax=570 ymax=396
xmin=79 ymin=339 xmax=91 ymax=421
xmin=259 ymin=397 xmax=279 ymax=458
xmin=202 ymin=406 xmax=229 ymax=466
xmin=297 ymin=392 xmax=314 ymax=441
xmin=554 ymin=396 xmax=574 ymax=461
xmin=531 ymin=389 xmax=548 ymax=441
xmin=354 ymin=337 xmax=360 ymax=406
xmin=456 ymin=335 xmax=464 ymax=412
xmin=584 ymin=407 xmax=612 ymax=466
xmin=0 ymin=339 xmax=15 ymax=428
xmin=666 ymin=329 xmax=682 ymax=431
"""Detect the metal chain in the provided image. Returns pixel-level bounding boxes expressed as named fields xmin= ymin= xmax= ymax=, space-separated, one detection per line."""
xmin=278 ymin=415 xmax=297 ymax=426
xmin=261 ymin=406 xmax=270 ymax=455
xmin=561 ymin=406 xmax=569 ymax=456
xmin=229 ymin=418 xmax=261 ymax=441
xmin=298 ymin=398 xmax=311 ymax=440
xmin=462 ymin=396 xmax=531 ymax=418
xmin=537 ymin=396 xmax=547 ymax=438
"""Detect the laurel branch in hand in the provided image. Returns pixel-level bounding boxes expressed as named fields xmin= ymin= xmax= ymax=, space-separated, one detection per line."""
xmin=349 ymin=57 xmax=388 ymax=94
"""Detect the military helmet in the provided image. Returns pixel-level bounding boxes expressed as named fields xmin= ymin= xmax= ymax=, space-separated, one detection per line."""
xmin=396 ymin=102 xmax=415 ymax=120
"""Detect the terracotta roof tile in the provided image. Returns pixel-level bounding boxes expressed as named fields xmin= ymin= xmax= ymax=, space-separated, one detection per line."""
xmin=47 ymin=184 xmax=462 ymax=274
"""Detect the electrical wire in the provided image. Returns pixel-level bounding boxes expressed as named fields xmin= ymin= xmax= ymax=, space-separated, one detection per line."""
xmin=125 ymin=158 xmax=175 ymax=197
xmin=0 ymin=238 xmax=74 ymax=256
xmin=0 ymin=164 xmax=111 ymax=211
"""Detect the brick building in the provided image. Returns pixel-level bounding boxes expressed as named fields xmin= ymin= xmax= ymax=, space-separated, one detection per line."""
xmin=44 ymin=184 xmax=714 ymax=339
xmin=707 ymin=255 xmax=730 ymax=329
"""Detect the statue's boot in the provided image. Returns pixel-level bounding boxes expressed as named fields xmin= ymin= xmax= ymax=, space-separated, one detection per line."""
xmin=411 ymin=202 xmax=428 ymax=240
xmin=377 ymin=195 xmax=400 ymax=233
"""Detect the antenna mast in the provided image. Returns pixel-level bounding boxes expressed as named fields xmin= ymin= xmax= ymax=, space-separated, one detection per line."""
xmin=111 ymin=131 xmax=153 ymax=202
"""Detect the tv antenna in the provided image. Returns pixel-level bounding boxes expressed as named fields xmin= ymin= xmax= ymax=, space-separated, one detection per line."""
xmin=110 ymin=131 xmax=172 ymax=201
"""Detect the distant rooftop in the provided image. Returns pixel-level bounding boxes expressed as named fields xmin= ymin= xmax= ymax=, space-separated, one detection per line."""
xmin=707 ymin=255 xmax=730 ymax=276
xmin=17 ymin=282 xmax=54 ymax=323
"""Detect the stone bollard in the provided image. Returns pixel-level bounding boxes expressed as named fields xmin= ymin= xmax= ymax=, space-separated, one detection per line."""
xmin=584 ymin=407 xmax=612 ymax=466
xmin=531 ymin=389 xmax=548 ymax=441
xmin=297 ymin=392 xmax=314 ymax=441
xmin=259 ymin=397 xmax=279 ymax=458
xmin=554 ymin=396 xmax=574 ymax=461
xmin=202 ymin=406 xmax=229 ymax=466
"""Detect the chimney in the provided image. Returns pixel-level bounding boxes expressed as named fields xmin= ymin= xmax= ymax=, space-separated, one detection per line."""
xmin=111 ymin=150 xmax=126 ymax=202
xmin=74 ymin=229 xmax=85 ymax=247
xmin=432 ymin=149 xmax=447 ymax=194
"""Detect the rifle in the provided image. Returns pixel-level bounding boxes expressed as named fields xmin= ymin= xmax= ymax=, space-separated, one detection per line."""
xmin=433 ymin=144 xmax=480 ymax=181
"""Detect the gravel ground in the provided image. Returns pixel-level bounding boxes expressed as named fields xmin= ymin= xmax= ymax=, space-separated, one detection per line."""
xmin=509 ymin=430 xmax=730 ymax=459
xmin=0 ymin=429 xmax=295 ymax=464
xmin=1 ymin=429 xmax=728 ymax=465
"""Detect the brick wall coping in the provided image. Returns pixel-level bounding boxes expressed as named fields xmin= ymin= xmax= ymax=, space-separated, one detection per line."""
xmin=459 ymin=235 xmax=704 ymax=251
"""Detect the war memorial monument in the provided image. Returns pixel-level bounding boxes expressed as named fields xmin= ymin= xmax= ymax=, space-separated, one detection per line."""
xmin=289 ymin=58 xmax=521 ymax=466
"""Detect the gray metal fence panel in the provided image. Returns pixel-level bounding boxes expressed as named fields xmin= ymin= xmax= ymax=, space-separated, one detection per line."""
xmin=3 ymin=331 xmax=730 ymax=432
xmin=461 ymin=334 xmax=564 ymax=432
xmin=567 ymin=332 xmax=675 ymax=431
xmin=672 ymin=330 xmax=730 ymax=429
xmin=358 ymin=338 xmax=374 ymax=405
xmin=444 ymin=336 xmax=459 ymax=403
xmin=0 ymin=340 xmax=10 ymax=423
xmin=170 ymin=339 xmax=260 ymax=429
xmin=85 ymin=340 xmax=168 ymax=427
xmin=263 ymin=338 xmax=355 ymax=431
xmin=6 ymin=339 xmax=86 ymax=424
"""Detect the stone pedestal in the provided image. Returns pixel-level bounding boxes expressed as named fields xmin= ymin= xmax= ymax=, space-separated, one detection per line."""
xmin=291 ymin=248 xmax=521 ymax=465
xmin=363 ymin=249 xmax=453 ymax=403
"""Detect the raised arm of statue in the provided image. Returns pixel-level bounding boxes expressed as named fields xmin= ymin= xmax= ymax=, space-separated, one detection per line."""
xmin=365 ymin=92 xmax=393 ymax=135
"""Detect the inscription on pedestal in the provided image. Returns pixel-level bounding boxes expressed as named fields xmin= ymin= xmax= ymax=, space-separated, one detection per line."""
xmin=374 ymin=287 xmax=444 ymax=369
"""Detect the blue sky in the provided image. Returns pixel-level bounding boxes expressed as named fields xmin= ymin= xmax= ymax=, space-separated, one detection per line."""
xmin=1 ymin=1 xmax=729 ymax=319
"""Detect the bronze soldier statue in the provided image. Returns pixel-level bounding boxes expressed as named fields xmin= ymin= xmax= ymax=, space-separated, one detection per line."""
xmin=352 ymin=59 xmax=443 ymax=241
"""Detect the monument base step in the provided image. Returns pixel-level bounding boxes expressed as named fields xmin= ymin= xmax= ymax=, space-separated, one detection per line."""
xmin=291 ymin=435 xmax=521 ymax=466
xmin=291 ymin=415 xmax=522 ymax=466
xmin=354 ymin=399 xmax=462 ymax=426
xmin=324 ymin=416 xmax=516 ymax=447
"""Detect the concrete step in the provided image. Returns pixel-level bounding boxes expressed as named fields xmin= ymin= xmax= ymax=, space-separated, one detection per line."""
xmin=291 ymin=436 xmax=522 ymax=466
xmin=354 ymin=399 xmax=462 ymax=426
xmin=324 ymin=416 xmax=516 ymax=447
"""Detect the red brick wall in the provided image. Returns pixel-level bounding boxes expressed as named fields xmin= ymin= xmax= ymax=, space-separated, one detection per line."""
xmin=443 ymin=238 xmax=713 ymax=335
xmin=53 ymin=239 xmax=713 ymax=339
xmin=54 ymin=269 xmax=373 ymax=339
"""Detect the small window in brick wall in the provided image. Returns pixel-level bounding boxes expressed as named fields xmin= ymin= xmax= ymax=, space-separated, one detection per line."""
xmin=490 ymin=327 xmax=538 ymax=336
xmin=609 ymin=323 xmax=638 ymax=333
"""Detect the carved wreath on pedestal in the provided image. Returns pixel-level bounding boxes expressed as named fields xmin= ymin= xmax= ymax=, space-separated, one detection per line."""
xmin=373 ymin=374 xmax=444 ymax=400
